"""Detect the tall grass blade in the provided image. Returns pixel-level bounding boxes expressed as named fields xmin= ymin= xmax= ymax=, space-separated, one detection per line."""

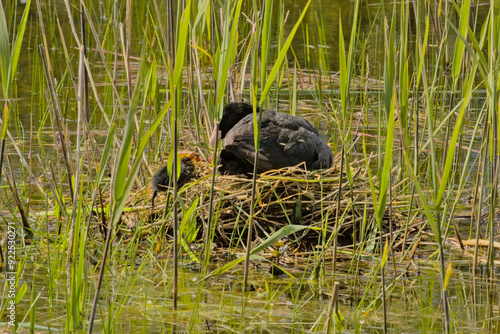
xmin=451 ymin=0 xmax=470 ymax=80
xmin=0 ymin=0 xmax=31 ymax=185
xmin=260 ymin=0 xmax=272 ymax=94
xmin=88 ymin=59 xmax=156 ymax=331
xmin=0 ymin=1 xmax=9 ymax=95
xmin=209 ymin=225 xmax=310 ymax=278
xmin=338 ymin=14 xmax=347 ymax=121
xmin=215 ymin=0 xmax=243 ymax=107
xmin=259 ymin=0 xmax=311 ymax=104
xmin=435 ymin=76 xmax=474 ymax=208
xmin=0 ymin=0 xmax=31 ymax=98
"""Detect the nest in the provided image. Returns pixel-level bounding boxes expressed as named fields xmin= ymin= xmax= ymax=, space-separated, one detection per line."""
xmin=133 ymin=156 xmax=418 ymax=250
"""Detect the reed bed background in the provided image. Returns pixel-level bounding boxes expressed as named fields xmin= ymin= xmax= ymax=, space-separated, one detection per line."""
xmin=0 ymin=0 xmax=499 ymax=332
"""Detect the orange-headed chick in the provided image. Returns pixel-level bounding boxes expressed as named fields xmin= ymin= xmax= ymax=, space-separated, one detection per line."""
xmin=151 ymin=153 xmax=200 ymax=207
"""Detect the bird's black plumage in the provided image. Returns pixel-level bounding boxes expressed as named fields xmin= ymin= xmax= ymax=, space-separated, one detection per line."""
xmin=215 ymin=102 xmax=333 ymax=175
xmin=151 ymin=154 xmax=198 ymax=207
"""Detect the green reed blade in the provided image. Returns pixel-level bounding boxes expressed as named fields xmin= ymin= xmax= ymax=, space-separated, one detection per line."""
xmin=215 ymin=0 xmax=243 ymax=108
xmin=259 ymin=0 xmax=311 ymax=104
xmin=0 ymin=1 xmax=10 ymax=96
xmin=435 ymin=75 xmax=474 ymax=208
xmin=173 ymin=0 xmax=192 ymax=87
xmin=208 ymin=225 xmax=310 ymax=278
xmin=451 ymin=0 xmax=470 ymax=80
xmin=0 ymin=0 xmax=31 ymax=98
xmin=415 ymin=10 xmax=429 ymax=90
xmin=338 ymin=14 xmax=347 ymax=120
xmin=260 ymin=0 xmax=272 ymax=94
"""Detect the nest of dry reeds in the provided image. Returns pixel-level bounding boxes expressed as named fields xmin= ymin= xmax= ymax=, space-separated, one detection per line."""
xmin=127 ymin=155 xmax=417 ymax=250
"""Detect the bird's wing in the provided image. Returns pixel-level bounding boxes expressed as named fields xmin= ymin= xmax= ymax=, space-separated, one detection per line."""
xmin=222 ymin=111 xmax=333 ymax=173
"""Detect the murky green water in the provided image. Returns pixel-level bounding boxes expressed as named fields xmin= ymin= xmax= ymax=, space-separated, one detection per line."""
xmin=14 ymin=245 xmax=499 ymax=332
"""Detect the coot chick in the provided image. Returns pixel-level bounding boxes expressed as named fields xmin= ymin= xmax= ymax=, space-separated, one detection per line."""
xmin=151 ymin=153 xmax=199 ymax=207
xmin=211 ymin=102 xmax=333 ymax=175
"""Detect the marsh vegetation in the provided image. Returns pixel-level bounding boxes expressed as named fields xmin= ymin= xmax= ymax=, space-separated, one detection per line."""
xmin=0 ymin=0 xmax=499 ymax=332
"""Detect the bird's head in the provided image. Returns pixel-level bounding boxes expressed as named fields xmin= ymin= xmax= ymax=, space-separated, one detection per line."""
xmin=210 ymin=102 xmax=259 ymax=146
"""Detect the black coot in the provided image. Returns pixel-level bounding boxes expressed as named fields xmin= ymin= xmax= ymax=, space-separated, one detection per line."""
xmin=151 ymin=154 xmax=199 ymax=207
xmin=211 ymin=102 xmax=333 ymax=175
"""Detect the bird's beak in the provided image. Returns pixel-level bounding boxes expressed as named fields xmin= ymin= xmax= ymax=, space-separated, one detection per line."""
xmin=209 ymin=128 xmax=220 ymax=147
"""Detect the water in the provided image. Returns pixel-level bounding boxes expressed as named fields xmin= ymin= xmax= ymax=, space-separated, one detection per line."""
xmin=14 ymin=245 xmax=499 ymax=332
